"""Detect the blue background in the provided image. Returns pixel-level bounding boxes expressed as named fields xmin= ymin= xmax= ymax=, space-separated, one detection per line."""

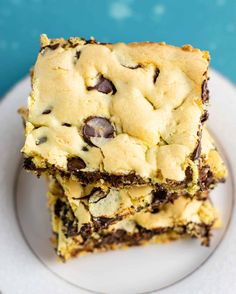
xmin=1 ymin=0 xmax=236 ymax=97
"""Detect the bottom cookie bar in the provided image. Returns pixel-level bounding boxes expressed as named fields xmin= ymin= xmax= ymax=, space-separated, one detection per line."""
xmin=48 ymin=180 xmax=220 ymax=261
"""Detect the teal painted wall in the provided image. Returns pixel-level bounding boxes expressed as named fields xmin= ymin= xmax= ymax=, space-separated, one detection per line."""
xmin=1 ymin=0 xmax=236 ymax=96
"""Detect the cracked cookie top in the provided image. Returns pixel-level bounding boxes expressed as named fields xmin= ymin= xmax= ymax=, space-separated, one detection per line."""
xmin=22 ymin=34 xmax=210 ymax=184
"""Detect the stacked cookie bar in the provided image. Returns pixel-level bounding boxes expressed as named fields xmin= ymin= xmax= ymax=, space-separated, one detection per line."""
xmin=20 ymin=35 xmax=227 ymax=260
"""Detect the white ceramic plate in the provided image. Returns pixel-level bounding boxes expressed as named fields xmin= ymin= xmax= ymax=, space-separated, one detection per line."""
xmin=0 ymin=70 xmax=235 ymax=294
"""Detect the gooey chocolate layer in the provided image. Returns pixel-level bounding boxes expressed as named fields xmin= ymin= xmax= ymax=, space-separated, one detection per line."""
xmin=48 ymin=179 xmax=219 ymax=260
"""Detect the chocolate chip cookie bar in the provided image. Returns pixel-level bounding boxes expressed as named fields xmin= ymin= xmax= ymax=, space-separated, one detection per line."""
xmin=22 ymin=35 xmax=210 ymax=193
xmin=48 ymin=178 xmax=220 ymax=261
xmin=47 ymin=129 xmax=225 ymax=243
xmin=18 ymin=35 xmax=227 ymax=262
xmin=52 ymin=176 xmax=177 ymax=233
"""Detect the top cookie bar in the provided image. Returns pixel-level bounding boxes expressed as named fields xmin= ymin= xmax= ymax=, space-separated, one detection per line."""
xmin=22 ymin=35 xmax=210 ymax=191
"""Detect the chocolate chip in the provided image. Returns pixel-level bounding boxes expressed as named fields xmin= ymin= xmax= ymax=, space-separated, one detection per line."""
xmin=62 ymin=123 xmax=72 ymax=127
xmin=67 ymin=157 xmax=86 ymax=172
xmin=42 ymin=108 xmax=52 ymax=115
xmin=66 ymin=224 xmax=78 ymax=237
xmin=93 ymin=216 xmax=115 ymax=231
xmin=151 ymin=188 xmax=173 ymax=211
xmin=151 ymin=207 xmax=160 ymax=213
xmin=185 ymin=166 xmax=193 ymax=182
xmin=87 ymin=75 xmax=116 ymax=94
xmin=90 ymin=189 xmax=108 ymax=204
xmin=36 ymin=136 xmax=47 ymax=145
xmin=86 ymin=39 xmax=97 ymax=44
xmin=151 ymin=187 xmax=179 ymax=211
xmin=122 ymin=64 xmax=142 ymax=69
xmin=96 ymin=229 xmax=127 ymax=246
xmin=82 ymin=116 xmax=115 ymax=146
xmin=23 ymin=157 xmax=36 ymax=170
xmin=48 ymin=43 xmax=60 ymax=50
xmin=153 ymin=68 xmax=160 ymax=83
xmin=68 ymin=39 xmax=80 ymax=48
xmin=192 ymin=141 xmax=201 ymax=160
xmin=40 ymin=43 xmax=60 ymax=53
xmin=199 ymin=165 xmax=215 ymax=190
xmin=201 ymin=80 xmax=209 ymax=103
xmin=54 ymin=199 xmax=64 ymax=217
xmin=75 ymin=51 xmax=81 ymax=59
xmin=80 ymin=224 xmax=92 ymax=241
xmin=200 ymin=110 xmax=209 ymax=123
xmin=82 ymin=146 xmax=89 ymax=151
xmin=152 ymin=189 xmax=168 ymax=201
xmin=61 ymin=206 xmax=78 ymax=237
xmin=98 ymin=42 xmax=112 ymax=45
